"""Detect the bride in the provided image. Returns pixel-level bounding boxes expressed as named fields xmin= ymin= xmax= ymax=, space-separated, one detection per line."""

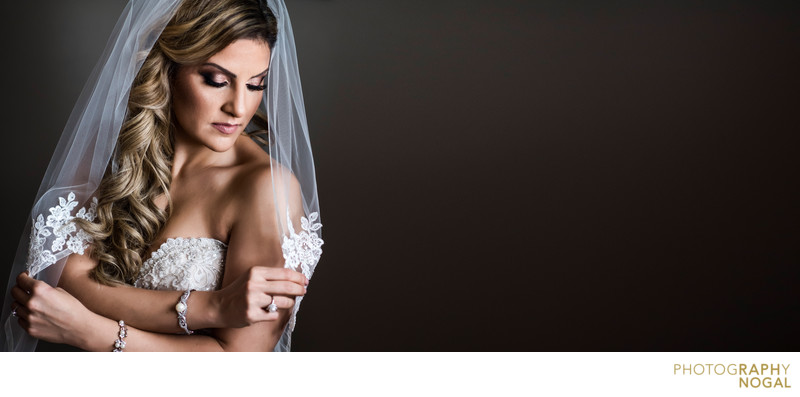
xmin=1 ymin=0 xmax=323 ymax=352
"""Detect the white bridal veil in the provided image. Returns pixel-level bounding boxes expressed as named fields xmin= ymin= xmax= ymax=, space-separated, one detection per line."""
xmin=1 ymin=0 xmax=322 ymax=352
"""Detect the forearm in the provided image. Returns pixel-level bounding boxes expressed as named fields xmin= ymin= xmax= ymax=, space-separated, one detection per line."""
xmin=59 ymin=271 xmax=221 ymax=334
xmin=77 ymin=311 xmax=225 ymax=352
xmin=76 ymin=310 xmax=287 ymax=352
xmin=211 ymin=306 xmax=289 ymax=352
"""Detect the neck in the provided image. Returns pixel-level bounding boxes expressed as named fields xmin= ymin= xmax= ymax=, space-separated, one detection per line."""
xmin=170 ymin=133 xmax=236 ymax=180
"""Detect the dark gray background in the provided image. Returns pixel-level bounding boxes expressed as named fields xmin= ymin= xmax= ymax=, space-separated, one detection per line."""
xmin=1 ymin=0 xmax=798 ymax=351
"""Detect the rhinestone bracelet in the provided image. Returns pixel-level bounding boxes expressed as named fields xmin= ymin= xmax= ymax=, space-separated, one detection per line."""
xmin=176 ymin=289 xmax=195 ymax=335
xmin=112 ymin=320 xmax=127 ymax=352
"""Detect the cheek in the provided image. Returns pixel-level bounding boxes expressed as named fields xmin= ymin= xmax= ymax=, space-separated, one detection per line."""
xmin=246 ymin=94 xmax=262 ymax=117
xmin=173 ymin=86 xmax=213 ymax=126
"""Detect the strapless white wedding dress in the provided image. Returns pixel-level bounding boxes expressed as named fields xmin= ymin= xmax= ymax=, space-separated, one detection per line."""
xmin=132 ymin=237 xmax=294 ymax=352
xmin=134 ymin=237 xmax=227 ymax=292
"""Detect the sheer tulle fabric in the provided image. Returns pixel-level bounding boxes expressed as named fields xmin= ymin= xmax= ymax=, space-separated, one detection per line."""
xmin=1 ymin=0 xmax=322 ymax=352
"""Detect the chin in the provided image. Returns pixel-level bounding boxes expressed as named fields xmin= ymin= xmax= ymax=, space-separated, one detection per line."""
xmin=207 ymin=135 xmax=241 ymax=153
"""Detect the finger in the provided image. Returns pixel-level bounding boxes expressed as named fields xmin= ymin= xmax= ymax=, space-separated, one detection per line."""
xmin=11 ymin=302 xmax=30 ymax=321
xmin=260 ymin=267 xmax=308 ymax=286
xmin=254 ymin=310 xmax=281 ymax=323
xmin=243 ymin=300 xmax=282 ymax=324
xmin=271 ymin=295 xmax=296 ymax=310
xmin=10 ymin=286 xmax=32 ymax=305
xmin=256 ymin=294 xmax=296 ymax=310
xmin=263 ymin=293 xmax=278 ymax=312
xmin=263 ymin=280 xmax=306 ymax=297
xmin=16 ymin=271 xmax=37 ymax=293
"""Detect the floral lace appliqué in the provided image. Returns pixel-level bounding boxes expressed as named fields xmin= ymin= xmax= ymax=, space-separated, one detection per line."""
xmin=28 ymin=192 xmax=97 ymax=276
xmin=134 ymin=237 xmax=227 ymax=292
xmin=280 ymin=211 xmax=323 ymax=333
xmin=281 ymin=211 xmax=323 ymax=279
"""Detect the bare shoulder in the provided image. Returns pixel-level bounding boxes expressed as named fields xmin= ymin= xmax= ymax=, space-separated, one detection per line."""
xmin=229 ymin=135 xmax=302 ymax=225
xmin=221 ymin=135 xmax=302 ymax=273
xmin=231 ymin=137 xmax=300 ymax=206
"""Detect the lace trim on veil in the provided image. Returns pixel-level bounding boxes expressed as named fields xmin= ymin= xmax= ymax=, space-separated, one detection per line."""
xmin=281 ymin=210 xmax=323 ymax=331
xmin=27 ymin=192 xmax=97 ymax=276
xmin=281 ymin=211 xmax=323 ymax=279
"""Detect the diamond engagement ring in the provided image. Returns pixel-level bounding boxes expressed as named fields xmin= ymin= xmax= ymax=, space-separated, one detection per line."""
xmin=267 ymin=296 xmax=278 ymax=313
xmin=11 ymin=307 xmax=17 ymax=317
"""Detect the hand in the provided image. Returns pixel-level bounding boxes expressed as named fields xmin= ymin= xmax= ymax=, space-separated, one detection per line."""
xmin=213 ymin=266 xmax=308 ymax=328
xmin=10 ymin=271 xmax=97 ymax=347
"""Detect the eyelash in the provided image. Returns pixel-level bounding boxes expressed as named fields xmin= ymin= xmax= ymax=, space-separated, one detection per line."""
xmin=201 ymin=73 xmax=266 ymax=92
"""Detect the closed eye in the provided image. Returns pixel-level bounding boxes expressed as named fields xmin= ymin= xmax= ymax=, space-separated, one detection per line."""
xmin=202 ymin=71 xmax=264 ymax=92
xmin=201 ymin=72 xmax=229 ymax=88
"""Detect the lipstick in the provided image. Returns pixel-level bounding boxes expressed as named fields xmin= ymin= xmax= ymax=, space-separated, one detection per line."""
xmin=212 ymin=123 xmax=239 ymax=135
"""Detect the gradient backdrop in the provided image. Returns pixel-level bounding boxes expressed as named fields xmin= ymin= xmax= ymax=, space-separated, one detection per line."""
xmin=1 ymin=0 xmax=798 ymax=351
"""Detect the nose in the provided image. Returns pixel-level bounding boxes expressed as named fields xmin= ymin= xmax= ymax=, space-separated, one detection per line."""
xmin=222 ymin=84 xmax=247 ymax=118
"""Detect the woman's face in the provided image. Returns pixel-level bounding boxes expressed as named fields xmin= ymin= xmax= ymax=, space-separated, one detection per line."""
xmin=171 ymin=38 xmax=271 ymax=152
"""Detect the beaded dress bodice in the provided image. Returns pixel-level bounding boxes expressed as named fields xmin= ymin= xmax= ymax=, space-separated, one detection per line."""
xmin=133 ymin=237 xmax=227 ymax=291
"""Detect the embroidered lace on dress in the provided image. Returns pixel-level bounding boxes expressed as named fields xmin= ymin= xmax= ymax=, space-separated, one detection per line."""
xmin=133 ymin=211 xmax=323 ymax=294
xmin=134 ymin=238 xmax=227 ymax=291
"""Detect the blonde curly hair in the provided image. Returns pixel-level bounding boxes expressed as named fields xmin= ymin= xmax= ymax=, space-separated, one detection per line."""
xmin=75 ymin=0 xmax=277 ymax=285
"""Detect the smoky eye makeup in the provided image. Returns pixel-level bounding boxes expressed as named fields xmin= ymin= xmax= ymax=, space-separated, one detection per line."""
xmin=247 ymin=80 xmax=267 ymax=91
xmin=200 ymin=71 xmax=229 ymax=88
xmin=199 ymin=70 xmax=265 ymax=91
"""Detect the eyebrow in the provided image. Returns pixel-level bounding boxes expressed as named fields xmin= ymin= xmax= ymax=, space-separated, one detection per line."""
xmin=202 ymin=62 xmax=269 ymax=79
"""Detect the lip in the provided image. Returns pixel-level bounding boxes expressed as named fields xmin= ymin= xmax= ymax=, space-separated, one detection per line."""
xmin=212 ymin=123 xmax=240 ymax=135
